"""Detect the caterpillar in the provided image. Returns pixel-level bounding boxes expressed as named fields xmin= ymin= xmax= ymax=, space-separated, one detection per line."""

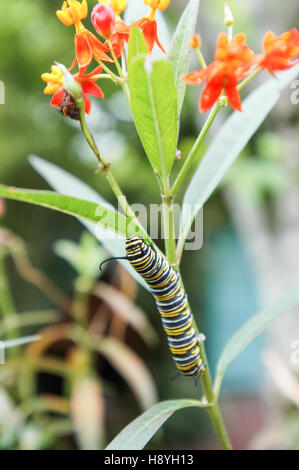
xmin=101 ymin=236 xmax=206 ymax=379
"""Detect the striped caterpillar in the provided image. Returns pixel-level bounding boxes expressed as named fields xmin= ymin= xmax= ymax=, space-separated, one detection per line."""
xmin=101 ymin=236 xmax=206 ymax=378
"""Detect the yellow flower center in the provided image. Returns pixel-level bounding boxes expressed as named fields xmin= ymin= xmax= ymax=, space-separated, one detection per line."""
xmin=41 ymin=65 xmax=64 ymax=95
xmin=56 ymin=0 xmax=88 ymax=27
xmin=144 ymin=0 xmax=170 ymax=12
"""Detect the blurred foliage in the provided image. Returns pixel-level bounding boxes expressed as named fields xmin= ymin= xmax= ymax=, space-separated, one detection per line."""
xmin=0 ymin=228 xmax=157 ymax=449
xmin=0 ymin=0 xmax=299 ymax=450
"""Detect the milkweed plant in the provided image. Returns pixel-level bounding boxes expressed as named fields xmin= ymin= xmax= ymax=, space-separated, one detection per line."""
xmin=1 ymin=0 xmax=299 ymax=450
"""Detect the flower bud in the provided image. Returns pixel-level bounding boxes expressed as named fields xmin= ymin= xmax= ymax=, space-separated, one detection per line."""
xmin=99 ymin=0 xmax=126 ymax=17
xmin=224 ymin=2 xmax=234 ymax=26
xmin=91 ymin=3 xmax=115 ymax=40
xmin=55 ymin=62 xmax=82 ymax=100
xmin=190 ymin=33 xmax=201 ymax=49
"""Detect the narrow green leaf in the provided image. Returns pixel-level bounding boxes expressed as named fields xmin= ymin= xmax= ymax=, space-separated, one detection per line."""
xmin=215 ymin=286 xmax=299 ymax=397
xmin=29 ymin=156 xmax=149 ymax=291
xmin=129 ymin=56 xmax=178 ymax=177
xmin=106 ymin=399 xmax=208 ymax=450
xmin=96 ymin=338 xmax=157 ymax=411
xmin=180 ymin=67 xmax=299 ymax=248
xmin=0 ymin=310 xmax=60 ymax=337
xmin=127 ymin=26 xmax=148 ymax=67
xmin=170 ymin=0 xmax=200 ymax=116
xmin=0 ymin=184 xmax=134 ymax=238
xmin=3 ymin=335 xmax=40 ymax=349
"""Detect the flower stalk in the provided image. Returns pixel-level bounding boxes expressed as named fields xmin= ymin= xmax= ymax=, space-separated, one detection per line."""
xmin=79 ymin=105 xmax=143 ymax=234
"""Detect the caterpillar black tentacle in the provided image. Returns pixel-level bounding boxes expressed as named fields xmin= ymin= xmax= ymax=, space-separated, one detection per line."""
xmin=99 ymin=256 xmax=128 ymax=272
xmin=124 ymin=236 xmax=206 ymax=379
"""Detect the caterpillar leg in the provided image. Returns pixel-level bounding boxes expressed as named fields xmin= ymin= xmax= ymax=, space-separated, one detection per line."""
xmin=170 ymin=371 xmax=183 ymax=382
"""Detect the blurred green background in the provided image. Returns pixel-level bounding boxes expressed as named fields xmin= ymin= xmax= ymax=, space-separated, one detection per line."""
xmin=0 ymin=0 xmax=299 ymax=450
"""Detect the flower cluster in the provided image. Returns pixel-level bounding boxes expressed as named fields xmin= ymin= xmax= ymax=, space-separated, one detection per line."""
xmin=183 ymin=27 xmax=299 ymax=113
xmin=42 ymin=0 xmax=170 ymax=117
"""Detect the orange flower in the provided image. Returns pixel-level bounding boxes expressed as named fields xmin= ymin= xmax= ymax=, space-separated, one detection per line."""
xmin=41 ymin=65 xmax=104 ymax=115
xmin=259 ymin=28 xmax=299 ymax=74
xmin=183 ymin=33 xmax=257 ymax=112
xmin=134 ymin=3 xmax=167 ymax=54
xmin=107 ymin=20 xmax=131 ymax=58
xmin=74 ymin=29 xmax=114 ymax=69
xmin=135 ymin=17 xmax=166 ymax=53
xmin=56 ymin=0 xmax=113 ymax=70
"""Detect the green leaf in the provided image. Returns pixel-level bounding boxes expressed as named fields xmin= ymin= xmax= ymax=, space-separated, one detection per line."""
xmin=127 ymin=26 xmax=148 ymax=67
xmin=29 ymin=156 xmax=149 ymax=291
xmin=0 ymin=184 xmax=133 ymax=238
xmin=54 ymin=232 xmax=107 ymax=279
xmin=129 ymin=56 xmax=178 ymax=177
xmin=180 ymin=67 xmax=299 ymax=248
xmin=3 ymin=335 xmax=40 ymax=349
xmin=96 ymin=338 xmax=157 ymax=411
xmin=105 ymin=399 xmax=208 ymax=450
xmin=170 ymin=0 xmax=200 ymax=116
xmin=214 ymin=286 xmax=299 ymax=397
xmin=0 ymin=310 xmax=60 ymax=338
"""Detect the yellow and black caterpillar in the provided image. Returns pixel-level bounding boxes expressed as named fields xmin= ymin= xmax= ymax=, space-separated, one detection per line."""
xmin=101 ymin=236 xmax=206 ymax=378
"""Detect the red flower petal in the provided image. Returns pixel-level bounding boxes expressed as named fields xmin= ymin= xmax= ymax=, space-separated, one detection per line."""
xmin=199 ymin=80 xmax=223 ymax=113
xmin=225 ymin=79 xmax=242 ymax=111
xmin=182 ymin=70 xmax=207 ymax=86
xmin=81 ymin=81 xmax=104 ymax=99
xmin=75 ymin=31 xmax=93 ymax=69
xmin=50 ymin=87 xmax=65 ymax=107
xmin=85 ymin=30 xmax=114 ymax=63
xmin=84 ymin=95 xmax=91 ymax=114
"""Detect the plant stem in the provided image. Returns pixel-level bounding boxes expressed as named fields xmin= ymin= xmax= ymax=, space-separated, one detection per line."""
xmin=108 ymin=41 xmax=131 ymax=102
xmin=199 ymin=342 xmax=232 ymax=449
xmin=171 ymin=102 xmax=222 ymax=196
xmin=195 ymin=48 xmax=207 ymax=69
xmin=237 ymin=68 xmax=261 ymax=91
xmin=98 ymin=60 xmax=120 ymax=84
xmin=161 ymin=198 xmax=232 ymax=450
xmin=79 ymin=110 xmax=143 ymax=235
xmin=108 ymin=41 xmax=124 ymax=79
xmin=0 ymin=251 xmax=19 ymax=356
xmin=163 ymin=194 xmax=177 ymax=268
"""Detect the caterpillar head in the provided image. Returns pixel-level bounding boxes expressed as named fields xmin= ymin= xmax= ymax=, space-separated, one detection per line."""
xmin=125 ymin=236 xmax=147 ymax=259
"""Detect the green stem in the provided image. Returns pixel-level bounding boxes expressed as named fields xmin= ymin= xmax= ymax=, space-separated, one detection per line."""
xmin=92 ymin=73 xmax=120 ymax=82
xmin=108 ymin=40 xmax=124 ymax=78
xmin=79 ymin=109 xmax=142 ymax=235
xmin=98 ymin=60 xmax=120 ymax=84
xmin=161 ymin=200 xmax=232 ymax=450
xmin=0 ymin=251 xmax=19 ymax=353
xmin=171 ymin=102 xmax=222 ymax=196
xmin=237 ymin=68 xmax=261 ymax=91
xmin=199 ymin=342 xmax=232 ymax=450
xmin=163 ymin=195 xmax=177 ymax=268
xmin=108 ymin=41 xmax=130 ymax=102
xmin=195 ymin=48 xmax=207 ymax=69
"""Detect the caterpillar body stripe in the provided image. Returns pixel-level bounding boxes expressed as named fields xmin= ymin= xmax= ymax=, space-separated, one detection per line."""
xmin=125 ymin=236 xmax=206 ymax=378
